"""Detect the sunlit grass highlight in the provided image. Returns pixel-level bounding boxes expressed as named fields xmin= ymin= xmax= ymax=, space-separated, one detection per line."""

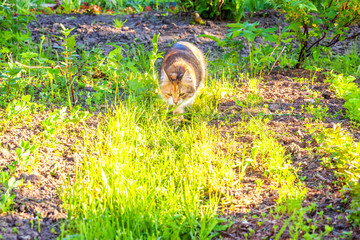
xmin=61 ymin=74 xmax=236 ymax=239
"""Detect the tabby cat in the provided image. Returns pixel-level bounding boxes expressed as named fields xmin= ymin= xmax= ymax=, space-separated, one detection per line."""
xmin=159 ymin=41 xmax=206 ymax=119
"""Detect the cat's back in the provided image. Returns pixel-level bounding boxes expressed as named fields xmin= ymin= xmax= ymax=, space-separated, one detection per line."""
xmin=163 ymin=42 xmax=205 ymax=66
xmin=172 ymin=42 xmax=205 ymax=66
xmin=162 ymin=42 xmax=206 ymax=82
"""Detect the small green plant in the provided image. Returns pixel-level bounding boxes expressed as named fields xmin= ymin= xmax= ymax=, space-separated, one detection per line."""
xmin=15 ymin=140 xmax=37 ymax=167
xmin=67 ymin=107 xmax=90 ymax=124
xmin=198 ymin=32 xmax=245 ymax=67
xmin=42 ymin=107 xmax=67 ymax=139
xmin=254 ymin=179 xmax=264 ymax=192
xmin=201 ymin=21 xmax=279 ymax=76
xmin=0 ymin=172 xmax=22 ymax=213
xmin=37 ymin=212 xmax=41 ymax=233
xmin=113 ymin=18 xmax=127 ymax=28
xmin=179 ymin=0 xmax=245 ymax=21
xmin=234 ymin=77 xmax=263 ymax=108
xmin=148 ymin=33 xmax=162 ymax=81
xmin=51 ymin=227 xmax=57 ymax=234
xmin=5 ymin=95 xmax=34 ymax=120
xmin=0 ymin=61 xmax=22 ymax=102
xmin=309 ymin=42 xmax=360 ymax=78
xmin=304 ymin=103 xmax=329 ymax=121
xmin=53 ymin=24 xmax=78 ymax=109
xmin=6 ymin=161 xmax=17 ymax=175
xmin=60 ymin=0 xmax=82 ymax=14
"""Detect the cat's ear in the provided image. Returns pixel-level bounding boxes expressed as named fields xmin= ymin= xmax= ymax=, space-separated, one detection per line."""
xmin=180 ymin=70 xmax=191 ymax=82
xmin=164 ymin=69 xmax=172 ymax=82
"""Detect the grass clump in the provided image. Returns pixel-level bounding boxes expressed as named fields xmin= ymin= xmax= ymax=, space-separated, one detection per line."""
xmin=61 ymin=74 xmax=236 ymax=239
xmin=326 ymin=72 xmax=360 ymax=122
xmin=314 ymin=124 xmax=360 ymax=225
xmin=239 ymin=117 xmax=306 ymax=211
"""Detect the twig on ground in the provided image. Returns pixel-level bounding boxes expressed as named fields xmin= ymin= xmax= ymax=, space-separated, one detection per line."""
xmin=268 ymin=46 xmax=286 ymax=75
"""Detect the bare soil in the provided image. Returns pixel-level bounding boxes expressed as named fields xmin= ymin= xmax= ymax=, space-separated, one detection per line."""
xmin=0 ymin=113 xmax=100 ymax=240
xmin=1 ymin=9 xmax=359 ymax=240
xmin=28 ymin=10 xmax=360 ymax=58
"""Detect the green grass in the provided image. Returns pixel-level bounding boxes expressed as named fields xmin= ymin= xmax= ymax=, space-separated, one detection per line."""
xmin=60 ymin=73 xmax=237 ymax=239
xmin=306 ymin=42 xmax=360 ymax=79
xmin=237 ymin=117 xmax=306 ymax=210
xmin=312 ymin=124 xmax=360 ymax=226
xmin=57 ymin=67 xmax=308 ymax=238
xmin=3 ymin=0 xmax=178 ymax=13
xmin=326 ymin=72 xmax=360 ymax=122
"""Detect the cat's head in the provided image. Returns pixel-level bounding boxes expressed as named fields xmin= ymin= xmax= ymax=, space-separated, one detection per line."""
xmin=160 ymin=68 xmax=195 ymax=106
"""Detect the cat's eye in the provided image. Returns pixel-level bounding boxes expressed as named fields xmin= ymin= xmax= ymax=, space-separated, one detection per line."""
xmin=179 ymin=93 xmax=186 ymax=97
xmin=165 ymin=93 xmax=171 ymax=97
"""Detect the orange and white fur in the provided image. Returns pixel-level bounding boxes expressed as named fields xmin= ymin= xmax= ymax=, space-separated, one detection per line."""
xmin=159 ymin=41 xmax=206 ymax=119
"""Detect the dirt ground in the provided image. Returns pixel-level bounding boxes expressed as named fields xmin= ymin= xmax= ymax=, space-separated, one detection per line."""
xmin=28 ymin=10 xmax=360 ymax=58
xmin=1 ymin=9 xmax=360 ymax=240
xmin=214 ymin=69 xmax=360 ymax=239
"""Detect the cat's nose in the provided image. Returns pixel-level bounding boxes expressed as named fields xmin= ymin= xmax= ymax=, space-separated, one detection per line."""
xmin=173 ymin=97 xmax=180 ymax=105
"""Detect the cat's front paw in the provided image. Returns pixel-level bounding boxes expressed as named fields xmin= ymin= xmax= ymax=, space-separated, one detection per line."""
xmin=173 ymin=108 xmax=185 ymax=120
xmin=172 ymin=109 xmax=185 ymax=123
xmin=172 ymin=115 xmax=184 ymax=125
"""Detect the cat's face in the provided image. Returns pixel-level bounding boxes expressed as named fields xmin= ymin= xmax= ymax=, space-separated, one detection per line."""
xmin=161 ymin=71 xmax=194 ymax=106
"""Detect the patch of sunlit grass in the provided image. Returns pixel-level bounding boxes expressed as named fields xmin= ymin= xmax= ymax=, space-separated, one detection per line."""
xmin=61 ymin=71 xmax=237 ymax=239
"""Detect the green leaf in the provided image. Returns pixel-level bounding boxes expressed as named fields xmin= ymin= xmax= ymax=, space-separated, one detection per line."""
xmin=262 ymin=27 xmax=277 ymax=33
xmin=312 ymin=49 xmax=321 ymax=61
xmin=20 ymin=51 xmax=38 ymax=59
xmin=227 ymin=23 xmax=242 ymax=28
xmin=243 ymin=30 xmax=256 ymax=42
xmin=108 ymin=48 xmax=123 ymax=62
xmin=152 ymin=33 xmax=160 ymax=45
xmin=8 ymin=177 xmax=22 ymax=189
xmin=8 ymin=68 xmax=22 ymax=76
xmin=0 ymin=47 xmax=11 ymax=54
xmin=264 ymin=34 xmax=277 ymax=42
xmin=282 ymin=38 xmax=294 ymax=44
xmin=229 ymin=30 xmax=242 ymax=39
xmin=307 ymin=2 xmax=318 ymax=11
xmin=126 ymin=61 xmax=138 ymax=73
xmin=21 ymin=95 xmax=31 ymax=102
xmin=66 ymin=36 xmax=76 ymax=49
xmin=197 ymin=34 xmax=221 ymax=44
xmin=16 ymin=148 xmax=22 ymax=157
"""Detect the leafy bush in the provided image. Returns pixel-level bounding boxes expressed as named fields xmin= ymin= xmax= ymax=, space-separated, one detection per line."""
xmin=315 ymin=125 xmax=360 ymax=225
xmin=326 ymin=73 xmax=360 ymax=122
xmin=200 ymin=21 xmax=288 ymax=76
xmin=179 ymin=0 xmax=245 ymax=21
xmin=0 ymin=4 xmax=32 ymax=55
xmin=272 ymin=0 xmax=360 ymax=68
xmin=244 ymin=0 xmax=271 ymax=13
xmin=343 ymin=90 xmax=360 ymax=122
